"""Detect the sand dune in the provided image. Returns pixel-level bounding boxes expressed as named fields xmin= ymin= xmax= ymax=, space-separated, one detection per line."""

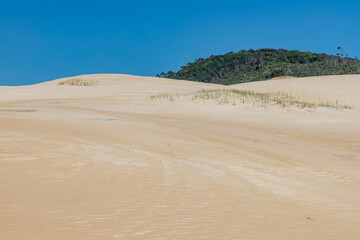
xmin=231 ymin=74 xmax=360 ymax=108
xmin=1 ymin=74 xmax=360 ymax=239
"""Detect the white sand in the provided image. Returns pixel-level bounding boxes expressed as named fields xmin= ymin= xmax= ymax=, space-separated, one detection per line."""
xmin=0 ymin=74 xmax=359 ymax=240
xmin=231 ymin=75 xmax=360 ymax=108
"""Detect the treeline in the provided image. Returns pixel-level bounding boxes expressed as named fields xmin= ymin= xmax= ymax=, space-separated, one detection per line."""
xmin=157 ymin=49 xmax=360 ymax=85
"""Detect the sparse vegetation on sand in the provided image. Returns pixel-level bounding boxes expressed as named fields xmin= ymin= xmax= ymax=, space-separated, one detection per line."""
xmin=58 ymin=78 xmax=98 ymax=86
xmin=271 ymin=76 xmax=296 ymax=80
xmin=150 ymin=93 xmax=176 ymax=102
xmin=151 ymin=89 xmax=352 ymax=110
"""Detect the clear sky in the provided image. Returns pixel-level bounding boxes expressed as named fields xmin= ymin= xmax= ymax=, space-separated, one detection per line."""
xmin=1 ymin=0 xmax=359 ymax=85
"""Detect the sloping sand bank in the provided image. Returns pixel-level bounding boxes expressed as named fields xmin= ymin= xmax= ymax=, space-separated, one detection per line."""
xmin=1 ymin=74 xmax=360 ymax=239
xmin=231 ymin=75 xmax=360 ymax=108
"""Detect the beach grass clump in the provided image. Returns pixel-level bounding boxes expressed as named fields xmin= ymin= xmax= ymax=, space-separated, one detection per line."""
xmin=58 ymin=78 xmax=98 ymax=86
xmin=150 ymin=93 xmax=178 ymax=101
xmin=150 ymin=89 xmax=352 ymax=110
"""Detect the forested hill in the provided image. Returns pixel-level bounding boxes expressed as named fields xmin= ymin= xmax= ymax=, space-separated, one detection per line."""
xmin=157 ymin=49 xmax=360 ymax=85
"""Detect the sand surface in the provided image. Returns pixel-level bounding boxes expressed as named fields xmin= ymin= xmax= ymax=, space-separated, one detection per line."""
xmin=232 ymin=75 xmax=360 ymax=108
xmin=1 ymin=74 xmax=360 ymax=239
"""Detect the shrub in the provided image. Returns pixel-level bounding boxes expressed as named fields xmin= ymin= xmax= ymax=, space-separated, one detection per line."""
xmin=58 ymin=78 xmax=98 ymax=86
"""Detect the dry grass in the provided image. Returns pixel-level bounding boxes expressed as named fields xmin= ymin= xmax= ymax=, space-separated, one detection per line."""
xmin=58 ymin=78 xmax=98 ymax=86
xmin=150 ymin=89 xmax=352 ymax=110
xmin=271 ymin=76 xmax=296 ymax=80
xmin=150 ymin=93 xmax=177 ymax=101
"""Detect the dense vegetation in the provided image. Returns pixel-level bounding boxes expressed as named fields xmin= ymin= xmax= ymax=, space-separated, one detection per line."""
xmin=157 ymin=49 xmax=360 ymax=85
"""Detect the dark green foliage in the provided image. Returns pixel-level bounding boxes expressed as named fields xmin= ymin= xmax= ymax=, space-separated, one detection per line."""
xmin=157 ymin=49 xmax=360 ymax=85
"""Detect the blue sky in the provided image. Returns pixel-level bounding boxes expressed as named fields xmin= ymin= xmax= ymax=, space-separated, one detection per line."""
xmin=1 ymin=0 xmax=359 ymax=85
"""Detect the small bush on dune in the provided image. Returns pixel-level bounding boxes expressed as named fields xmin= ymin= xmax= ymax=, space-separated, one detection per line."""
xmin=58 ymin=78 xmax=98 ymax=86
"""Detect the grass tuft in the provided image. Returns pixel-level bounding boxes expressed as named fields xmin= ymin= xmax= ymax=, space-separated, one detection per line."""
xmin=150 ymin=89 xmax=352 ymax=110
xmin=58 ymin=78 xmax=98 ymax=86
